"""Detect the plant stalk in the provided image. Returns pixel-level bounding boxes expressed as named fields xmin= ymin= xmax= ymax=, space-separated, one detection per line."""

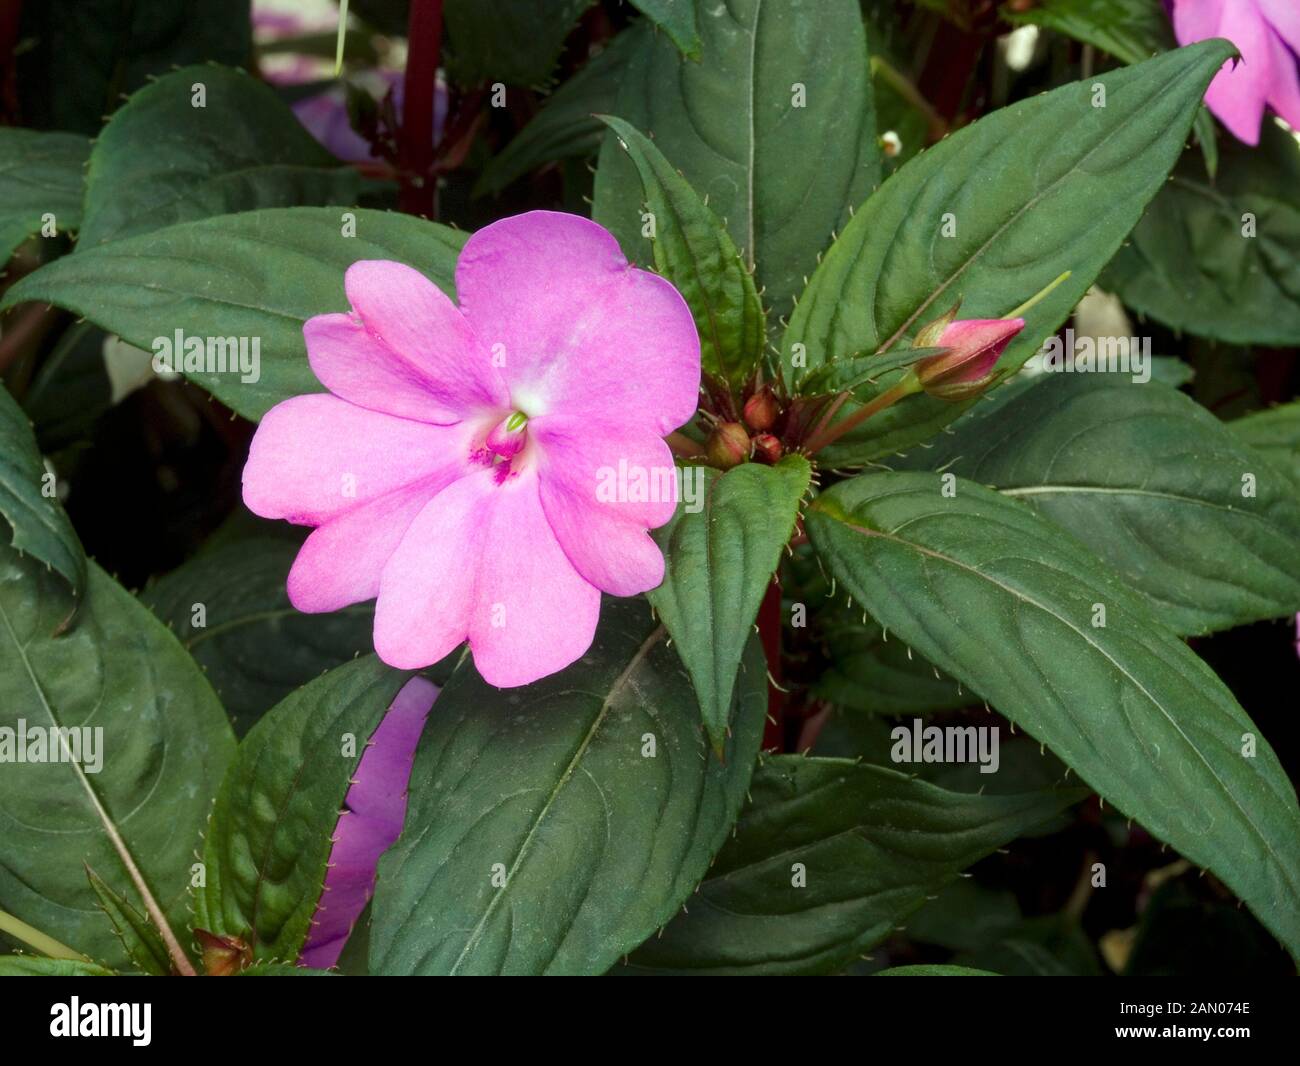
xmin=803 ymin=378 xmax=919 ymax=456
xmin=0 ymin=908 xmax=89 ymax=962
xmin=399 ymin=0 xmax=443 ymax=218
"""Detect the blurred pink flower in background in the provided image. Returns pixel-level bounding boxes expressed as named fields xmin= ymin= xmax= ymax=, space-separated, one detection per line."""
xmin=291 ymin=71 xmax=449 ymax=164
xmin=243 ymin=212 xmax=701 ymax=688
xmin=1170 ymin=0 xmax=1300 ymax=144
xmin=253 ymin=0 xmax=446 ymax=162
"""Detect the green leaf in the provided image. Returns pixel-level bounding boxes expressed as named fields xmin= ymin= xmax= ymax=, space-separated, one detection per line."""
xmin=0 ymin=381 xmax=85 ymax=598
xmin=443 ymin=0 xmax=593 ymax=87
xmin=21 ymin=322 xmax=114 ymax=452
xmin=1 ymin=207 xmax=466 ymax=421
xmin=800 ymin=346 xmax=941 ymax=400
xmin=621 ymin=756 xmax=1079 ymax=974
xmin=0 ymin=129 xmax=88 ymax=263
xmin=890 ymin=375 xmax=1300 ymax=635
xmin=194 ymin=656 xmax=413 ymax=965
xmin=474 ymin=25 xmax=643 ymax=198
xmin=79 ymin=66 xmax=360 ymax=248
xmin=1003 ymin=0 xmax=1173 ymax=66
xmin=1002 ymin=0 xmax=1218 ymax=176
xmin=594 ymin=0 xmax=880 ymax=320
xmin=786 ymin=537 xmax=965 ymax=718
xmin=141 ymin=537 xmax=376 ymax=736
xmin=874 ymin=964 xmax=999 ymax=976
xmin=17 ymin=0 xmax=252 ymax=135
xmin=369 ymin=597 xmax=768 ymax=975
xmin=0 ymin=956 xmax=114 ymax=976
xmin=816 ymin=614 xmax=966 ymax=715
xmin=806 ymin=470 xmax=1300 ymax=959
xmin=782 ymin=40 xmax=1233 ymax=464
xmin=0 ymin=544 xmax=234 ymax=968
xmin=649 ymin=457 xmax=808 ymax=749
xmin=956 ymin=914 xmax=1103 ymax=975
xmin=1148 ymin=354 xmax=1196 ymax=387
xmin=1104 ymin=126 xmax=1300 ymax=345
xmin=237 ymin=963 xmax=336 ymax=975
xmin=599 ymin=116 xmax=767 ymax=388
xmin=86 ymin=869 xmax=172 ymax=976
xmin=907 ymin=878 xmax=1023 ymax=951
xmin=629 ymin=0 xmax=700 ymax=58
xmin=1232 ymin=402 xmax=1300 ymax=485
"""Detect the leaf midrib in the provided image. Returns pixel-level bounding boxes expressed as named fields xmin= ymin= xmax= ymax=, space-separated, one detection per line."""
xmin=0 ymin=586 xmax=138 ymax=915
xmin=998 ymin=483 xmax=1281 ymax=523
xmin=445 ymin=624 xmax=667 ymax=975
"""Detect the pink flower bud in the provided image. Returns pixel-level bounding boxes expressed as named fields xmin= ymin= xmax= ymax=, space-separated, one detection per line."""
xmin=752 ymin=433 xmax=783 ymax=464
xmin=706 ymin=422 xmax=751 ymax=468
xmin=914 ymin=317 xmax=1025 ymax=401
xmin=743 ymin=387 xmax=779 ymax=432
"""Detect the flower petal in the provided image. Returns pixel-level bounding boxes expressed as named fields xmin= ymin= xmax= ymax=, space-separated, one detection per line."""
xmin=1171 ymin=0 xmax=1225 ymax=47
xmin=286 ymin=477 xmax=450 ymax=612
xmin=298 ymin=675 xmax=438 ymax=971
xmin=1264 ymin=21 xmax=1300 ymax=130
xmin=242 ymin=394 xmax=475 ymax=525
xmin=1201 ymin=0 xmax=1272 ymax=145
xmin=454 ymin=211 xmax=700 ymax=434
xmin=373 ymin=466 xmax=600 ymax=686
xmin=1260 ymin=0 xmax=1300 ymax=55
xmin=372 ymin=470 xmax=488 ymax=671
xmin=306 ymin=260 xmax=507 ymax=422
xmin=532 ymin=414 xmax=675 ymax=596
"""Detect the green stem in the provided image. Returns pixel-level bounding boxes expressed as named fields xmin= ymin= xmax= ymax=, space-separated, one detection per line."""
xmin=1006 ymin=270 xmax=1072 ymax=319
xmin=0 ymin=908 xmax=89 ymax=962
xmin=334 ymin=0 xmax=350 ymax=74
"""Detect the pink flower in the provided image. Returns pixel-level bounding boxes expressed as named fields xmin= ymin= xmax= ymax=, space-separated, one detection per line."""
xmin=1170 ymin=0 xmax=1300 ymax=145
xmin=914 ymin=317 xmax=1025 ymax=401
xmin=243 ymin=211 xmax=700 ymax=687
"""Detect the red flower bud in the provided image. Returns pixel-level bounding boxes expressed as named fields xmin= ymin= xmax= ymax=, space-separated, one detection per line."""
xmin=752 ymin=433 xmax=783 ymax=463
xmin=706 ymin=422 xmax=751 ymax=468
xmin=743 ymin=387 xmax=779 ymax=432
xmin=914 ymin=317 xmax=1025 ymax=401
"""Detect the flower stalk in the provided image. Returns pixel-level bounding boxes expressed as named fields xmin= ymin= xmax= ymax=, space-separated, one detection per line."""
xmin=399 ymin=0 xmax=443 ymax=218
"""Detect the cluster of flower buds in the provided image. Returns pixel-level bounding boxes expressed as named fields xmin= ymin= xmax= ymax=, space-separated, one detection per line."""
xmin=743 ymin=386 xmax=784 ymax=464
xmin=704 ymin=384 xmax=787 ymax=469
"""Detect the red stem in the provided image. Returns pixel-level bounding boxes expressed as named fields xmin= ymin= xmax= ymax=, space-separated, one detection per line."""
xmin=0 ymin=0 xmax=21 ymax=122
xmin=399 ymin=0 xmax=443 ymax=218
